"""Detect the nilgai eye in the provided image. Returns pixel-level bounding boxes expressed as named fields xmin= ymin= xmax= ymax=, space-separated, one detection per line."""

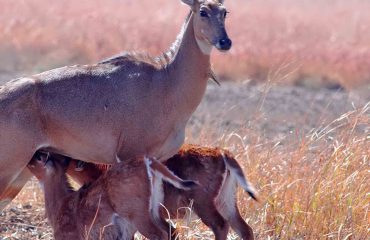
xmin=224 ymin=11 xmax=228 ymax=18
xmin=200 ymin=10 xmax=208 ymax=17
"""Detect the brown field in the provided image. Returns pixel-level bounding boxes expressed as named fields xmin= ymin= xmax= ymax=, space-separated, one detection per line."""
xmin=1 ymin=0 xmax=370 ymax=88
xmin=0 ymin=0 xmax=369 ymax=239
xmin=1 ymin=83 xmax=369 ymax=239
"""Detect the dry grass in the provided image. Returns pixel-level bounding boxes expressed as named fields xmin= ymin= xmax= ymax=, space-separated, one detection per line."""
xmin=184 ymin=102 xmax=370 ymax=239
xmin=1 ymin=100 xmax=369 ymax=240
xmin=1 ymin=0 xmax=370 ymax=88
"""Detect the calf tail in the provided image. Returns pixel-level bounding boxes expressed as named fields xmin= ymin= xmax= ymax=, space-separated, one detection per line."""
xmin=221 ymin=152 xmax=258 ymax=201
xmin=144 ymin=156 xmax=197 ymax=227
xmin=144 ymin=157 xmax=197 ymax=190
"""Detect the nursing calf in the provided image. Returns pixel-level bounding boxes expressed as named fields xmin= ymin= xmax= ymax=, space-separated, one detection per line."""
xmin=67 ymin=144 xmax=258 ymax=240
xmin=28 ymin=153 xmax=196 ymax=240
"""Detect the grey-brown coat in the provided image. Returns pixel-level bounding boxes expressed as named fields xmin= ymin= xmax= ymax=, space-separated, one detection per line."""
xmin=0 ymin=0 xmax=232 ymax=210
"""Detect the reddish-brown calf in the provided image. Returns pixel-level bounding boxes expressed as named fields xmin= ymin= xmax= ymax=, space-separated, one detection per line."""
xmin=64 ymin=144 xmax=258 ymax=240
xmin=27 ymin=152 xmax=196 ymax=240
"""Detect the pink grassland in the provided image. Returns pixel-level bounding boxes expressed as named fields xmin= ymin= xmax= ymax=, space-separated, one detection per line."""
xmin=1 ymin=0 xmax=370 ymax=88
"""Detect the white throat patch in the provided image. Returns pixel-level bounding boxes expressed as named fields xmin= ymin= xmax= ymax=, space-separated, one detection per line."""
xmin=196 ymin=37 xmax=213 ymax=55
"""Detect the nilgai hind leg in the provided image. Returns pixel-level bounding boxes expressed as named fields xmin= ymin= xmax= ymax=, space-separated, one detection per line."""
xmin=0 ymin=77 xmax=50 ymax=210
xmin=0 ymin=125 xmax=44 ymax=210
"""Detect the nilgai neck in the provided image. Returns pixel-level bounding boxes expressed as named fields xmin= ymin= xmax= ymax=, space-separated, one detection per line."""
xmin=166 ymin=12 xmax=211 ymax=116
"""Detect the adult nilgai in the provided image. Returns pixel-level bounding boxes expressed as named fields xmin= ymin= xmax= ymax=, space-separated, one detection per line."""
xmin=0 ymin=0 xmax=231 ymax=210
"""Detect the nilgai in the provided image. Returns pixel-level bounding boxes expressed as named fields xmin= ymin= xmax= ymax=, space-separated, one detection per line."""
xmin=27 ymin=152 xmax=196 ymax=240
xmin=0 ymin=0 xmax=232 ymax=210
xmin=63 ymin=144 xmax=258 ymax=240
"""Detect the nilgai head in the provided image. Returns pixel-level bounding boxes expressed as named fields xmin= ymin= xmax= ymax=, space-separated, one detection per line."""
xmin=182 ymin=0 xmax=232 ymax=52
xmin=28 ymin=152 xmax=71 ymax=181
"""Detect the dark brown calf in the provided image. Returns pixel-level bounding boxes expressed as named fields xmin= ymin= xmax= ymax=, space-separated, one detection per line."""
xmin=27 ymin=153 xmax=196 ymax=240
xmin=64 ymin=144 xmax=258 ymax=240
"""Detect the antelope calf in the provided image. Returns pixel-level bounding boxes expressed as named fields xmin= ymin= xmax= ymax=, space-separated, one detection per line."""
xmin=66 ymin=144 xmax=258 ymax=240
xmin=27 ymin=153 xmax=196 ymax=240
xmin=162 ymin=145 xmax=257 ymax=240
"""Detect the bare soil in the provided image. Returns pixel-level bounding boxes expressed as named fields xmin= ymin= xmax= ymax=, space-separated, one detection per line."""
xmin=190 ymin=82 xmax=367 ymax=142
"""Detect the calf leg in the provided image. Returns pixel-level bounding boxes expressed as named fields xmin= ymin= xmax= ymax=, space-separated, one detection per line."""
xmin=156 ymin=217 xmax=178 ymax=240
xmin=228 ymin=206 xmax=254 ymax=240
xmin=193 ymin=202 xmax=229 ymax=240
xmin=135 ymin=218 xmax=168 ymax=240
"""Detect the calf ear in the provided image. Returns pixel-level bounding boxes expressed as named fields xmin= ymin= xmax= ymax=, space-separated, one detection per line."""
xmin=62 ymin=157 xmax=72 ymax=168
xmin=181 ymin=0 xmax=195 ymax=7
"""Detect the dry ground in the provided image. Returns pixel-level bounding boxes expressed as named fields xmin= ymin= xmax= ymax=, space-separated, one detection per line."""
xmin=1 ymin=81 xmax=369 ymax=240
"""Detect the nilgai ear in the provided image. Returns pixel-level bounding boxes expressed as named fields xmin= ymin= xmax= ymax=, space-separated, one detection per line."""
xmin=181 ymin=0 xmax=195 ymax=7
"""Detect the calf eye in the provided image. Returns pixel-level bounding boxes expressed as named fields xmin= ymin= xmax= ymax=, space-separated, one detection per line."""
xmin=200 ymin=10 xmax=208 ymax=17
